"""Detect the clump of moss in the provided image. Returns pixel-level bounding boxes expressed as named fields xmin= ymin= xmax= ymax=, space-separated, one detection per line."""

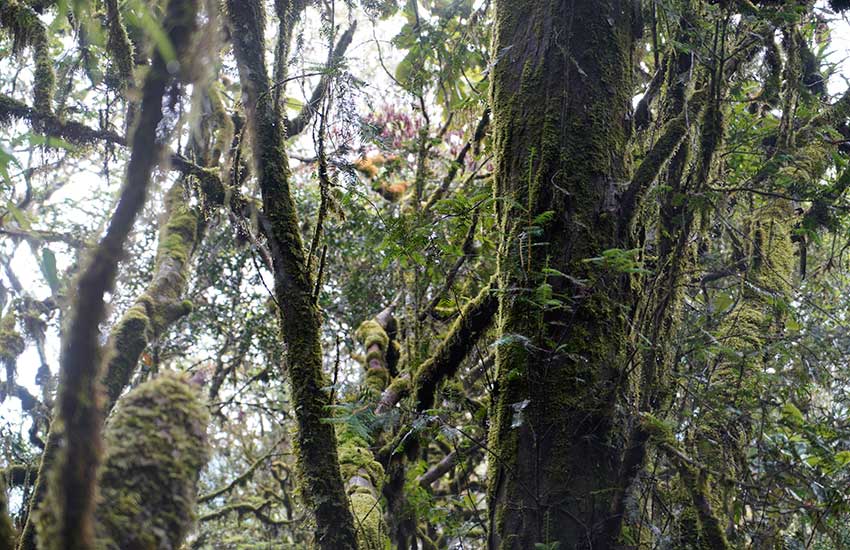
xmin=0 ymin=1 xmax=54 ymax=113
xmin=355 ymin=319 xmax=391 ymax=395
xmin=0 ymin=309 xmax=25 ymax=369
xmin=337 ymin=427 xmax=387 ymax=550
xmin=94 ymin=372 xmax=209 ymax=550
xmin=350 ymin=491 xmax=386 ymax=550
xmin=356 ymin=320 xmax=389 ymax=358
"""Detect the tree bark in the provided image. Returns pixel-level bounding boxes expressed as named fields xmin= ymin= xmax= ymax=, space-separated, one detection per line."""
xmin=224 ymin=2 xmax=358 ymax=548
xmin=486 ymin=1 xmax=636 ymax=548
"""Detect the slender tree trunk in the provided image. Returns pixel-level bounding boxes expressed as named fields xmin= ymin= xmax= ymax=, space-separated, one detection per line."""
xmin=224 ymin=2 xmax=358 ymax=548
xmin=487 ymin=1 xmax=636 ymax=548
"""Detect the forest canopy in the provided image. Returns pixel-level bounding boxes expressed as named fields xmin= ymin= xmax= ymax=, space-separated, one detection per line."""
xmin=2 ymin=0 xmax=850 ymax=549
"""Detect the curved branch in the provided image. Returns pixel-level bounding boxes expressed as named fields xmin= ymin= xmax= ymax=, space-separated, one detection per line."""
xmin=285 ymin=23 xmax=357 ymax=137
xmin=414 ymin=280 xmax=497 ymax=412
xmin=100 ymin=181 xmax=200 ymax=411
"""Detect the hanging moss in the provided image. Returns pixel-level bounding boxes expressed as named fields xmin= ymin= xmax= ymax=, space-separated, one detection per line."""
xmin=94 ymin=373 xmax=209 ymax=550
xmin=207 ymin=84 xmax=234 ymax=167
xmin=0 ymin=1 xmax=54 ymax=113
xmin=104 ymin=0 xmax=135 ymax=90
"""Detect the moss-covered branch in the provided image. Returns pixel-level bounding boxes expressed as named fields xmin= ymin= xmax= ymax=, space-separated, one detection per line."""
xmin=199 ymin=499 xmax=302 ymax=525
xmin=0 ymin=0 xmax=54 ymax=112
xmin=100 ymin=181 xmax=200 ymax=411
xmin=104 ymin=0 xmax=135 ymax=90
xmin=414 ymin=281 xmax=496 ymax=412
xmin=95 ymin=373 xmax=209 ymax=550
xmin=34 ymin=2 xmax=199 ymax=548
xmin=0 ymin=94 xmax=126 ymax=146
xmin=338 ymin=316 xmax=394 ymax=550
xmin=619 ymin=88 xmax=707 ymax=236
xmin=0 ymin=308 xmax=25 ymax=389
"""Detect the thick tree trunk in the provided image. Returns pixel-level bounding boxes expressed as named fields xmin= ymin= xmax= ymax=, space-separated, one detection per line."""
xmin=486 ymin=1 xmax=636 ymax=548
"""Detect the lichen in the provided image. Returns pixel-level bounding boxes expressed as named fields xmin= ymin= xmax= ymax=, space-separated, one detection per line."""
xmin=94 ymin=372 xmax=209 ymax=550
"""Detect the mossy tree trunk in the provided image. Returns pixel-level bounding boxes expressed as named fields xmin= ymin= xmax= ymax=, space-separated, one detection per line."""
xmin=224 ymin=1 xmax=358 ymax=548
xmin=486 ymin=1 xmax=638 ymax=548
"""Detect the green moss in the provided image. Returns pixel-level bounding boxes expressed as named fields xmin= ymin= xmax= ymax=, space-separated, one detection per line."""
xmin=413 ymin=282 xmax=496 ymax=412
xmin=0 ymin=1 xmax=54 ymax=113
xmin=101 ymin=304 xmax=149 ymax=406
xmin=336 ymin=420 xmax=389 ymax=550
xmin=350 ymin=492 xmax=386 ymax=550
xmin=156 ymin=184 xmax=199 ymax=268
xmin=487 ymin=1 xmax=638 ymax=546
xmin=0 ymin=309 xmax=25 ymax=365
xmin=338 ymin=442 xmax=384 ymax=493
xmin=365 ymin=367 xmax=390 ymax=391
xmin=356 ymin=320 xmax=389 ymax=354
xmin=638 ymin=413 xmax=676 ymax=446
xmin=94 ymin=372 xmax=209 ymax=550
xmin=105 ymin=0 xmax=135 ymax=90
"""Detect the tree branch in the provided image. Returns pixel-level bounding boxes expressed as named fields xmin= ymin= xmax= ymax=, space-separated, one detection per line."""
xmin=284 ymin=23 xmax=357 ymax=137
xmin=35 ymin=2 xmax=198 ymax=548
xmin=414 ymin=280 xmax=497 ymax=412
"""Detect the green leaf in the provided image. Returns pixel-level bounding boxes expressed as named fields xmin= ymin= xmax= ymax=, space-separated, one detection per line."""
xmin=532 ymin=210 xmax=555 ymax=226
xmin=5 ymin=200 xmax=31 ymax=230
xmin=0 ymin=146 xmax=21 ymax=187
xmin=40 ymin=248 xmax=60 ymax=294
xmin=781 ymin=402 xmax=805 ymax=426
